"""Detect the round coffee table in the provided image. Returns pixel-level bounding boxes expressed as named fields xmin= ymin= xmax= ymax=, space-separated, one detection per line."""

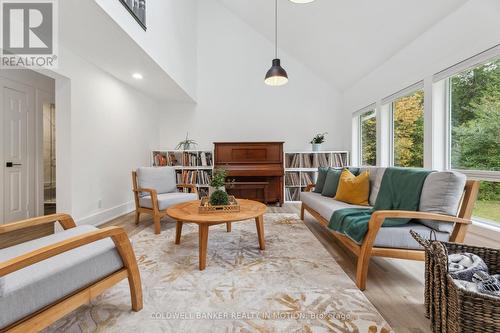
xmin=166 ymin=199 xmax=267 ymax=270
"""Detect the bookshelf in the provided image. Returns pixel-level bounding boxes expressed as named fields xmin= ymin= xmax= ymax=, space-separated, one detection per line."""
xmin=284 ymin=151 xmax=349 ymax=202
xmin=151 ymin=150 xmax=214 ymax=198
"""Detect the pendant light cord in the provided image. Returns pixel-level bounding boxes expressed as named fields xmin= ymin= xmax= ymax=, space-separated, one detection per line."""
xmin=275 ymin=0 xmax=278 ymax=58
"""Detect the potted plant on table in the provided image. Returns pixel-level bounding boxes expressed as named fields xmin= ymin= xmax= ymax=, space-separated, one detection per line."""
xmin=209 ymin=169 xmax=229 ymax=206
xmin=310 ymin=132 xmax=327 ymax=151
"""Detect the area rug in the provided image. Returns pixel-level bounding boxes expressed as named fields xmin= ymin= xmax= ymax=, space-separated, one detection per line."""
xmin=45 ymin=213 xmax=392 ymax=333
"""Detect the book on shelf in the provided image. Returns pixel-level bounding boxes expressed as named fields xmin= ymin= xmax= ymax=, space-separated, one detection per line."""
xmin=332 ymin=153 xmax=347 ymax=168
xmin=302 ymin=154 xmax=312 ymax=168
xmin=199 ymin=152 xmax=213 ymax=166
xmin=197 ymin=170 xmax=212 ymax=185
xmin=311 ymin=153 xmax=329 ymax=168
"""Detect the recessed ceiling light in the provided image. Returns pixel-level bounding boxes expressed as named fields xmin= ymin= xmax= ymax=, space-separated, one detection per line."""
xmin=132 ymin=73 xmax=143 ymax=80
xmin=289 ymin=0 xmax=315 ymax=3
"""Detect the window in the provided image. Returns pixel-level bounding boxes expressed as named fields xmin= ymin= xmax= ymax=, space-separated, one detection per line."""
xmin=392 ymin=90 xmax=424 ymax=167
xmin=473 ymin=181 xmax=499 ymax=225
xmin=360 ymin=109 xmax=376 ymax=166
xmin=447 ymin=56 xmax=500 ymax=225
xmin=449 ymin=57 xmax=500 ymax=172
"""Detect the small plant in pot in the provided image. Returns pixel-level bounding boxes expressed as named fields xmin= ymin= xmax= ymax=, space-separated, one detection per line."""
xmin=176 ymin=132 xmax=198 ymax=151
xmin=310 ymin=132 xmax=327 ymax=151
xmin=209 ymin=169 xmax=229 ymax=206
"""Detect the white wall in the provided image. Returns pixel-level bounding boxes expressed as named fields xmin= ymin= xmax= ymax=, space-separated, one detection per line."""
xmin=94 ymin=0 xmax=198 ymax=100
xmin=343 ymin=0 xmax=500 ymax=117
xmin=47 ymin=46 xmax=161 ymax=224
xmin=158 ymin=0 xmax=345 ymax=152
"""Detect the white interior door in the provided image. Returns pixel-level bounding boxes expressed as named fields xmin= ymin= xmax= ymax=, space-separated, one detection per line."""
xmin=1 ymin=78 xmax=35 ymax=224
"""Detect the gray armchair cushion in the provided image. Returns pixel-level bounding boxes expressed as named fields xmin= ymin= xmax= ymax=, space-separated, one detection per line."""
xmin=139 ymin=192 xmax=198 ymax=211
xmin=419 ymin=171 xmax=466 ymax=232
xmin=354 ymin=223 xmax=450 ymax=250
xmin=0 ymin=225 xmax=124 ymax=329
xmin=137 ymin=167 xmax=177 ymax=194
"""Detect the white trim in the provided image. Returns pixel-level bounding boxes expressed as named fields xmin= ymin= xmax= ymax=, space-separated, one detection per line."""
xmin=469 ymin=221 xmax=500 ymax=242
xmin=76 ymin=201 xmax=135 ymax=227
xmin=434 ymin=44 xmax=500 ymax=82
xmin=352 ymin=103 xmax=376 ymax=117
xmin=382 ymin=81 xmax=424 ymax=105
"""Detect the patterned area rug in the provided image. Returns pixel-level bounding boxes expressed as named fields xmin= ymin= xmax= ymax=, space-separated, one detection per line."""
xmin=46 ymin=213 xmax=391 ymax=333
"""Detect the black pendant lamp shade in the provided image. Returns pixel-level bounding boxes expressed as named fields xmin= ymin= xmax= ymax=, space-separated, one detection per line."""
xmin=265 ymin=58 xmax=288 ymax=86
xmin=265 ymin=0 xmax=288 ymax=86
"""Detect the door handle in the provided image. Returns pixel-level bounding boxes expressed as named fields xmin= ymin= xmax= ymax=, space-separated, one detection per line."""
xmin=6 ymin=162 xmax=22 ymax=167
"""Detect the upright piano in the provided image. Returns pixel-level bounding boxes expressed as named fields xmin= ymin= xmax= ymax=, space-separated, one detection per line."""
xmin=214 ymin=142 xmax=284 ymax=206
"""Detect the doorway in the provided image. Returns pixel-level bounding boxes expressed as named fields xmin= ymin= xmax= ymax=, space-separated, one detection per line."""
xmin=0 ymin=70 xmax=55 ymax=224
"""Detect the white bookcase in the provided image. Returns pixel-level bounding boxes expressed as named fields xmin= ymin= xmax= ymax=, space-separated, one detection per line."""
xmin=151 ymin=150 xmax=214 ymax=198
xmin=284 ymin=151 xmax=350 ymax=202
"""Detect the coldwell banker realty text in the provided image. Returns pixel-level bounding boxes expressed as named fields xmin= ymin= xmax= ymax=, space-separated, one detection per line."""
xmin=0 ymin=0 xmax=58 ymax=68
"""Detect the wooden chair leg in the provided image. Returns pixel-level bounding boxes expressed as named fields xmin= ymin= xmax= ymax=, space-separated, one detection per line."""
xmin=300 ymin=204 xmax=305 ymax=220
xmin=226 ymin=222 xmax=231 ymax=232
xmin=135 ymin=211 xmax=141 ymax=225
xmin=153 ymin=215 xmax=161 ymax=235
xmin=355 ymin=252 xmax=371 ymax=291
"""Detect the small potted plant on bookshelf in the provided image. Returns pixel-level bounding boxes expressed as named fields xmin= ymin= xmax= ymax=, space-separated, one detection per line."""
xmin=209 ymin=169 xmax=229 ymax=205
xmin=176 ymin=132 xmax=198 ymax=151
xmin=310 ymin=132 xmax=327 ymax=151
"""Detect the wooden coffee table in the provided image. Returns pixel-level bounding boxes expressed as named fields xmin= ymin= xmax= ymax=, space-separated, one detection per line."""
xmin=166 ymin=199 xmax=267 ymax=270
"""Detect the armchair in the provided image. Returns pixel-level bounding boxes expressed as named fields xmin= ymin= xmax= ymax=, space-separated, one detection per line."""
xmin=132 ymin=167 xmax=198 ymax=234
xmin=0 ymin=214 xmax=142 ymax=332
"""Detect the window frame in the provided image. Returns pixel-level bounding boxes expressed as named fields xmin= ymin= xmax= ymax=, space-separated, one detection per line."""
xmin=358 ymin=108 xmax=377 ymax=167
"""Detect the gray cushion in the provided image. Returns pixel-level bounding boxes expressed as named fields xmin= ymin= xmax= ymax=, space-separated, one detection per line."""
xmin=419 ymin=171 xmax=466 ymax=232
xmin=137 ymin=167 xmax=177 ymax=195
xmin=321 ymin=169 xmax=342 ymax=197
xmin=354 ymin=223 xmax=450 ymax=250
xmin=139 ymin=192 xmax=198 ymax=211
xmin=301 ymin=191 xmax=370 ymax=221
xmin=0 ymin=225 xmax=124 ymax=329
xmin=313 ymin=167 xmax=329 ymax=193
xmin=360 ymin=167 xmax=387 ymax=206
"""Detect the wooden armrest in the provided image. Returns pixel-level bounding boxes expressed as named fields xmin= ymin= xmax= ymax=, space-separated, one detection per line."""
xmin=0 ymin=214 xmax=76 ymax=236
xmin=177 ymin=184 xmax=198 ymax=194
xmin=0 ymin=226 xmax=131 ymax=277
xmin=370 ymin=210 xmax=471 ymax=226
xmin=132 ymin=187 xmax=158 ymax=197
xmin=304 ymin=184 xmax=316 ymax=192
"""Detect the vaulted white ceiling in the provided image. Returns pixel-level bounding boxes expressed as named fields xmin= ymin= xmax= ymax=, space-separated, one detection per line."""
xmin=217 ymin=0 xmax=469 ymax=91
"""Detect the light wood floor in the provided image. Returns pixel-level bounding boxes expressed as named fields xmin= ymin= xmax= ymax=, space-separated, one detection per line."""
xmin=102 ymin=204 xmax=497 ymax=333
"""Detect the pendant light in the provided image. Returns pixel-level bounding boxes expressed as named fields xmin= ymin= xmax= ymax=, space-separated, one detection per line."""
xmin=265 ymin=0 xmax=288 ymax=86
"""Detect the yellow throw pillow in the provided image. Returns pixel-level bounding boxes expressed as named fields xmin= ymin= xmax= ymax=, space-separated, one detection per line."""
xmin=334 ymin=169 xmax=370 ymax=206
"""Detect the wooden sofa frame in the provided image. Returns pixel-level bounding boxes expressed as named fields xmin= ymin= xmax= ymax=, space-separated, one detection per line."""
xmin=132 ymin=171 xmax=198 ymax=234
xmin=0 ymin=214 xmax=143 ymax=333
xmin=300 ymin=180 xmax=480 ymax=290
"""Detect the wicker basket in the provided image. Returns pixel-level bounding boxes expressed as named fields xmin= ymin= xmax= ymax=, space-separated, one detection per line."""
xmin=411 ymin=231 xmax=500 ymax=333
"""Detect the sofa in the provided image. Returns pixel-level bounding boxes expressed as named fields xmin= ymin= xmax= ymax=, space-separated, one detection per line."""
xmin=0 ymin=214 xmax=142 ymax=333
xmin=300 ymin=167 xmax=480 ymax=290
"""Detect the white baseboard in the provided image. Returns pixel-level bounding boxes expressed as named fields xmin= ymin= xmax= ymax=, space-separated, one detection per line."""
xmin=469 ymin=221 xmax=500 ymax=242
xmin=77 ymin=201 xmax=135 ymax=227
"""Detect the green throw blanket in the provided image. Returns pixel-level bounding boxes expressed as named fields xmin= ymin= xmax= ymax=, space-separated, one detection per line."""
xmin=328 ymin=167 xmax=431 ymax=243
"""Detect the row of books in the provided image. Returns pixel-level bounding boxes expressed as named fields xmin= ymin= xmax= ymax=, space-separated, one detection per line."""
xmin=152 ymin=151 xmax=213 ymax=167
xmin=176 ymin=170 xmax=212 ymax=185
xmin=285 ymin=187 xmax=301 ymax=202
xmin=332 ymin=153 xmax=348 ymax=167
xmin=285 ymin=172 xmax=300 ymax=186
xmin=184 ymin=152 xmax=213 ymax=167
xmin=302 ymin=154 xmax=330 ymax=168
xmin=285 ymin=154 xmax=301 ymax=168
xmin=300 ymin=173 xmax=314 ymax=186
